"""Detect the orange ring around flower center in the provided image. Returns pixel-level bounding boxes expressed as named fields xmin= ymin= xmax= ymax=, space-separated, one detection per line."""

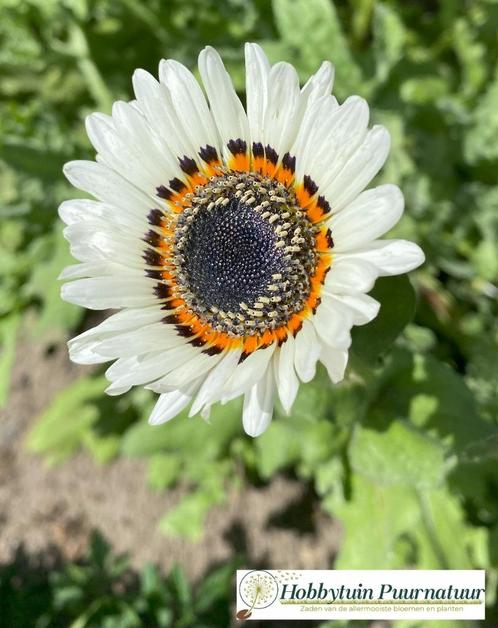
xmin=150 ymin=144 xmax=333 ymax=358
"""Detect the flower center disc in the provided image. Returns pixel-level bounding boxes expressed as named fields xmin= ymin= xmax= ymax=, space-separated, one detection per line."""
xmin=173 ymin=172 xmax=318 ymax=336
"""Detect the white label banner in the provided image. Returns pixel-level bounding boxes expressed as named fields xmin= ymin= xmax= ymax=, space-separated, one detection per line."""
xmin=235 ymin=570 xmax=486 ymax=621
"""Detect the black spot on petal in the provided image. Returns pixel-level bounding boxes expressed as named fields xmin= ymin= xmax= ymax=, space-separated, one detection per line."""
xmin=175 ymin=324 xmax=194 ymax=337
xmin=317 ymin=195 xmax=331 ymax=216
xmin=325 ymin=228 xmax=334 ymax=249
xmin=227 ymin=138 xmax=247 ymax=156
xmin=264 ymin=145 xmax=278 ymax=165
xmin=148 ymin=209 xmax=164 ymax=226
xmin=143 ymin=229 xmax=161 ymax=247
xmin=146 ymin=269 xmax=164 ymax=280
xmin=143 ymin=249 xmax=162 ymax=267
xmin=312 ymin=297 xmax=322 ymax=314
xmin=203 ymin=345 xmax=223 ymax=356
xmin=199 ymin=145 xmax=219 ymax=164
xmin=304 ymin=175 xmax=318 ymax=197
xmin=156 ymin=185 xmax=172 ymax=200
xmin=179 ymin=156 xmax=198 ymax=176
xmin=252 ymin=142 xmax=264 ymax=158
xmin=162 ymin=313 xmax=179 ymax=324
xmin=155 ymin=283 xmax=171 ymax=300
xmin=169 ymin=177 xmax=187 ymax=193
xmin=282 ymin=153 xmax=296 ymax=173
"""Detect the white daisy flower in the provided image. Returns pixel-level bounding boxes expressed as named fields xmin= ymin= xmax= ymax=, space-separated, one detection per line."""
xmin=60 ymin=44 xmax=424 ymax=437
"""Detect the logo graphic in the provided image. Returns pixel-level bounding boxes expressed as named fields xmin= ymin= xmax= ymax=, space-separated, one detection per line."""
xmin=237 ymin=570 xmax=279 ymax=619
xmin=236 ymin=570 xmax=485 ymax=621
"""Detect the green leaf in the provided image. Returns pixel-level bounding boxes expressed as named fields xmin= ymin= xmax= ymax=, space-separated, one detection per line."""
xmin=285 ymin=370 xmax=332 ymax=423
xmin=159 ymin=474 xmax=225 ymax=540
xmin=195 ymin=560 xmax=239 ymax=614
xmin=167 ymin=564 xmax=192 ymax=610
xmin=414 ymin=489 xmax=490 ymax=570
xmin=27 ymin=375 xmax=107 ymax=465
xmin=139 ymin=563 xmax=163 ymax=598
xmin=349 ymin=420 xmax=449 ymax=489
xmin=464 ymin=66 xmax=498 ymax=164
xmin=0 ymin=140 xmax=67 ymax=181
xmin=372 ymin=2 xmax=406 ymax=84
xmin=146 ymin=454 xmax=182 ymax=490
xmin=272 ymin=0 xmax=363 ymax=96
xmin=82 ymin=431 xmax=121 ymax=464
xmin=256 ymin=379 xmax=341 ymax=479
xmin=255 ymin=421 xmax=302 ymax=478
xmin=400 ymin=76 xmax=450 ymax=104
xmin=372 ymin=352 xmax=495 ymax=456
xmin=452 ymin=17 xmax=486 ymax=99
xmin=330 ymin=474 xmax=420 ymax=569
xmin=351 ymin=275 xmax=416 ymax=364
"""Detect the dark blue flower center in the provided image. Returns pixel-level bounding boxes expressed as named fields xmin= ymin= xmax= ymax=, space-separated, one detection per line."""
xmin=171 ymin=170 xmax=318 ymax=336
xmin=180 ymin=198 xmax=286 ymax=312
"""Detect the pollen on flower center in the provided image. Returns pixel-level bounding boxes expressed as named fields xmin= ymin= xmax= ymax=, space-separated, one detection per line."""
xmin=172 ymin=171 xmax=319 ymax=336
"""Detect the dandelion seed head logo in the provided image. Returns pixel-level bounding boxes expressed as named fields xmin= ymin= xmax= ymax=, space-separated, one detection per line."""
xmin=238 ymin=570 xmax=279 ymax=618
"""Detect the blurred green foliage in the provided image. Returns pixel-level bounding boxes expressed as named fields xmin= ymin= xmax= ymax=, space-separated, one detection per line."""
xmin=0 ymin=532 xmax=238 ymax=627
xmin=1 ymin=0 xmax=498 ymax=625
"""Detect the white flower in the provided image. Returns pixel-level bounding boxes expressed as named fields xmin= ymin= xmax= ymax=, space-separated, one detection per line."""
xmin=60 ymin=44 xmax=424 ymax=437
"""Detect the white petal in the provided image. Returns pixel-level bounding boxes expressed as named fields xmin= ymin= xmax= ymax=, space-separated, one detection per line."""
xmin=322 ymin=125 xmax=391 ymax=212
xmin=301 ymin=61 xmax=335 ymax=105
xmin=293 ymin=95 xmax=367 ymax=185
xmin=245 ymin=43 xmax=271 ymax=146
xmin=264 ymin=62 xmax=301 ymax=158
xmin=63 ymin=222 xmax=143 ymax=266
xmin=59 ymin=199 xmax=104 ymax=225
xmin=61 ymin=276 xmax=156 ymax=309
xmin=330 ymin=184 xmax=404 ymax=251
xmin=323 ymin=293 xmax=380 ymax=326
xmin=335 ymin=239 xmax=425 ymax=276
xmin=274 ymin=336 xmax=299 ymax=414
xmin=199 ymin=46 xmax=249 ymax=161
xmin=67 ymin=307 xmax=163 ymax=364
xmin=147 ymin=350 xmax=223 ymax=392
xmin=63 ymin=161 xmax=160 ymax=218
xmin=59 ymin=261 xmax=143 ymax=280
xmin=221 ymin=343 xmax=276 ymax=401
xmin=148 ymin=379 xmax=201 ymax=426
xmin=87 ymin=104 xmax=180 ymax=195
xmin=114 ymin=101 xmax=180 ymax=179
xmin=86 ymin=113 xmax=159 ymax=193
xmin=325 ymin=258 xmax=379 ymax=294
xmin=94 ymin=322 xmax=185 ymax=359
xmin=312 ymin=299 xmax=352 ymax=350
xmin=242 ymin=367 xmax=275 ymax=437
xmin=159 ymin=59 xmax=220 ymax=157
xmin=294 ymin=320 xmax=321 ymax=383
xmin=189 ymin=350 xmax=242 ymax=416
xmin=133 ymin=69 xmax=204 ymax=166
xmin=106 ymin=344 xmax=198 ymax=388
xmin=320 ymin=347 xmax=349 ymax=383
xmin=59 ymin=199 xmax=146 ymax=232
xmin=104 ymin=380 xmax=134 ymax=396
xmin=105 ymin=344 xmax=197 ymax=391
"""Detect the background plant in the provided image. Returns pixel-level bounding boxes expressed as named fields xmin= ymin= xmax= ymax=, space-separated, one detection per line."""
xmin=1 ymin=0 xmax=498 ymax=626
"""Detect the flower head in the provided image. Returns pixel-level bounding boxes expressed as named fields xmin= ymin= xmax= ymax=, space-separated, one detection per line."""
xmin=60 ymin=44 xmax=424 ymax=436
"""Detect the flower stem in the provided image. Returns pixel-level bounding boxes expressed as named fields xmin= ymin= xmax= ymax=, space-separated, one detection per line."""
xmin=416 ymin=490 xmax=450 ymax=569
